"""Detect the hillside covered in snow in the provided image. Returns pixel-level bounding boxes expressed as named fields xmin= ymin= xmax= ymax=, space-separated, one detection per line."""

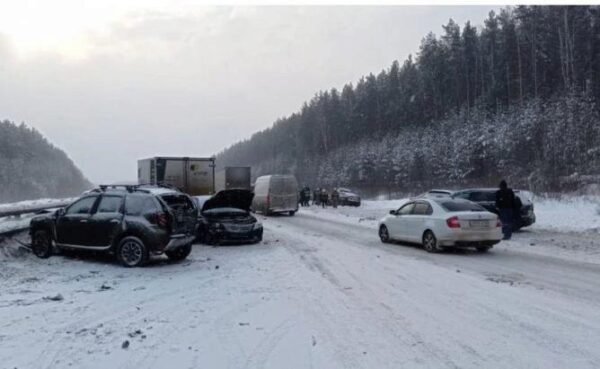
xmin=0 ymin=120 xmax=91 ymax=202
xmin=218 ymin=6 xmax=600 ymax=193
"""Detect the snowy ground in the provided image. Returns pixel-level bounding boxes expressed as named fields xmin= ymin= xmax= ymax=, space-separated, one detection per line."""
xmin=1 ymin=197 xmax=600 ymax=369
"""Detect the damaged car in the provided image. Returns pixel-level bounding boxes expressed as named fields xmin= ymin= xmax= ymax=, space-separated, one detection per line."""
xmin=29 ymin=185 xmax=198 ymax=267
xmin=198 ymin=189 xmax=263 ymax=245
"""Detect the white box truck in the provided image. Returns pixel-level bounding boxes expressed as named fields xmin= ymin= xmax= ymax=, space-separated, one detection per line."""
xmin=138 ymin=157 xmax=215 ymax=195
xmin=215 ymin=166 xmax=252 ymax=192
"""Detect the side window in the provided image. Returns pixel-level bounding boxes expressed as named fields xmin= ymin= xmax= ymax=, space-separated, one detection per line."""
xmin=96 ymin=196 xmax=123 ymax=214
xmin=66 ymin=196 xmax=97 ymax=215
xmin=397 ymin=203 xmax=415 ymax=215
xmin=412 ymin=202 xmax=432 ymax=216
xmin=125 ymin=195 xmax=160 ymax=216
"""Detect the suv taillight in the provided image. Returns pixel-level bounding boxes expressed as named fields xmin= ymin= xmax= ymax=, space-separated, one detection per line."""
xmin=446 ymin=216 xmax=461 ymax=228
xmin=149 ymin=212 xmax=169 ymax=229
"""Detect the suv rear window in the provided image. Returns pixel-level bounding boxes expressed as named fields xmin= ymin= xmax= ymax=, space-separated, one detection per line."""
xmin=438 ymin=200 xmax=485 ymax=212
xmin=470 ymin=191 xmax=496 ymax=202
xmin=125 ymin=195 xmax=160 ymax=216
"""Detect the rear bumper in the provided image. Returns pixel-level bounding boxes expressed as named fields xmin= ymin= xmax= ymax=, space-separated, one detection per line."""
xmin=437 ymin=228 xmax=502 ymax=247
xmin=165 ymin=234 xmax=195 ymax=251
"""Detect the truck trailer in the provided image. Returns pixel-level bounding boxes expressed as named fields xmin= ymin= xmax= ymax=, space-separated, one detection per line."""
xmin=215 ymin=166 xmax=252 ymax=192
xmin=138 ymin=157 xmax=215 ymax=196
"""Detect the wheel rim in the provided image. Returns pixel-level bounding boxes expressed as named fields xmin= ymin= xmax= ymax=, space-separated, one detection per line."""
xmin=379 ymin=226 xmax=389 ymax=241
xmin=33 ymin=235 xmax=49 ymax=256
xmin=121 ymin=241 xmax=143 ymax=266
xmin=423 ymin=233 xmax=435 ymax=251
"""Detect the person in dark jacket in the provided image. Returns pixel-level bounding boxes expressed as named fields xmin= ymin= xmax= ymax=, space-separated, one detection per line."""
xmin=302 ymin=186 xmax=312 ymax=207
xmin=495 ymin=180 xmax=516 ymax=240
xmin=313 ymin=188 xmax=320 ymax=206
xmin=319 ymin=189 xmax=329 ymax=208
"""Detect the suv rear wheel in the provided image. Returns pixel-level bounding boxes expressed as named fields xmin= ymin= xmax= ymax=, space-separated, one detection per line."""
xmin=166 ymin=243 xmax=192 ymax=261
xmin=116 ymin=236 xmax=149 ymax=267
xmin=32 ymin=230 xmax=52 ymax=259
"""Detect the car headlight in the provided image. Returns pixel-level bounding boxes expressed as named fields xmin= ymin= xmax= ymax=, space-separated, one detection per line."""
xmin=253 ymin=222 xmax=263 ymax=230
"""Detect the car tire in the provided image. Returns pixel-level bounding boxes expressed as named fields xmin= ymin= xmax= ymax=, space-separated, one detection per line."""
xmin=422 ymin=231 xmax=440 ymax=253
xmin=289 ymin=210 xmax=296 ymax=216
xmin=32 ymin=230 xmax=52 ymax=259
xmin=166 ymin=243 xmax=192 ymax=261
xmin=116 ymin=236 xmax=149 ymax=267
xmin=379 ymin=225 xmax=390 ymax=243
xmin=476 ymin=246 xmax=492 ymax=253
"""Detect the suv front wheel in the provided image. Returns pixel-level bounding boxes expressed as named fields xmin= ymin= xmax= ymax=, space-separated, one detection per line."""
xmin=32 ymin=230 xmax=53 ymax=259
xmin=116 ymin=236 xmax=149 ymax=267
xmin=166 ymin=243 xmax=192 ymax=262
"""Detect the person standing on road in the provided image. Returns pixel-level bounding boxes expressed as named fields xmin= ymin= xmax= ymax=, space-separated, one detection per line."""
xmin=331 ymin=188 xmax=339 ymax=208
xmin=313 ymin=188 xmax=320 ymax=206
xmin=495 ymin=180 xmax=516 ymax=240
xmin=302 ymin=186 xmax=311 ymax=207
xmin=320 ymin=189 xmax=329 ymax=208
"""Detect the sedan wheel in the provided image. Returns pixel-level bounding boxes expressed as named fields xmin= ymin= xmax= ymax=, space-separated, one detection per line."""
xmin=379 ymin=225 xmax=390 ymax=243
xmin=422 ymin=231 xmax=439 ymax=253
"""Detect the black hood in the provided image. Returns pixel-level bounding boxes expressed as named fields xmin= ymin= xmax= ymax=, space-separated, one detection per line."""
xmin=202 ymin=189 xmax=254 ymax=212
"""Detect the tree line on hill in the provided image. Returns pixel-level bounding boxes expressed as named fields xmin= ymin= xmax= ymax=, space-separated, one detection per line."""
xmin=0 ymin=120 xmax=91 ymax=202
xmin=218 ymin=6 xmax=600 ymax=194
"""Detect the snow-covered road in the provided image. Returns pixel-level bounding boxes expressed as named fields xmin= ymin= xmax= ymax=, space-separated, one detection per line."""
xmin=1 ymin=204 xmax=600 ymax=369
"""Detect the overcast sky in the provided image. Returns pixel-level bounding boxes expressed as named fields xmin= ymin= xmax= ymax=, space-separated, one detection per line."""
xmin=0 ymin=2 xmax=496 ymax=183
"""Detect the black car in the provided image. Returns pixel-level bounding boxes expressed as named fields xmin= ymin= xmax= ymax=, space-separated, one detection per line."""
xmin=451 ymin=188 xmax=536 ymax=229
xmin=29 ymin=185 xmax=198 ymax=267
xmin=197 ymin=189 xmax=263 ymax=245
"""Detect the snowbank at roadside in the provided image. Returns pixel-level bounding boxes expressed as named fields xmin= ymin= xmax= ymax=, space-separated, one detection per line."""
xmin=532 ymin=195 xmax=600 ymax=233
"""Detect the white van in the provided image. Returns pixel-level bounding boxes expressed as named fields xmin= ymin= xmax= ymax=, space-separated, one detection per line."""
xmin=252 ymin=175 xmax=298 ymax=216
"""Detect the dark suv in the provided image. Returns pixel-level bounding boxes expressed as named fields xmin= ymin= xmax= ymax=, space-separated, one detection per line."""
xmin=451 ymin=188 xmax=536 ymax=229
xmin=29 ymin=185 xmax=198 ymax=267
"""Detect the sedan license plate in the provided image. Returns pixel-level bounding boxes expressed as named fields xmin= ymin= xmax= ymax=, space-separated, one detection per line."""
xmin=469 ymin=220 xmax=489 ymax=228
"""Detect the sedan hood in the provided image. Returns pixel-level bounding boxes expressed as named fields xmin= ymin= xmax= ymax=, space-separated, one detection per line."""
xmin=202 ymin=189 xmax=254 ymax=212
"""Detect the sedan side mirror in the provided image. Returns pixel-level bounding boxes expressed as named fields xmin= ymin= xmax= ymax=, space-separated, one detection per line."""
xmin=389 ymin=210 xmax=397 ymax=215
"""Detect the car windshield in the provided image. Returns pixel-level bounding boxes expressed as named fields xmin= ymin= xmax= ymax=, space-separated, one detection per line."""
xmin=437 ymin=200 xmax=486 ymax=212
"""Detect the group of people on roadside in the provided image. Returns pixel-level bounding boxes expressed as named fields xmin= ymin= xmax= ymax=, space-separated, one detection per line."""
xmin=299 ymin=186 xmax=340 ymax=208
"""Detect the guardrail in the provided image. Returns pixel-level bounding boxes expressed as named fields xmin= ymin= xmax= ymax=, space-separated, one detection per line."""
xmin=0 ymin=199 xmax=72 ymax=237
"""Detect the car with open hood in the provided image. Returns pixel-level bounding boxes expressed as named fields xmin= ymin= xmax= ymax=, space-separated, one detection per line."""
xmin=198 ymin=189 xmax=263 ymax=245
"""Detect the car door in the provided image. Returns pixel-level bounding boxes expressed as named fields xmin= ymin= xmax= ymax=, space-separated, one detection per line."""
xmin=56 ymin=195 xmax=99 ymax=246
xmin=410 ymin=201 xmax=433 ymax=241
xmin=88 ymin=195 xmax=124 ymax=247
xmin=388 ymin=202 xmax=415 ymax=241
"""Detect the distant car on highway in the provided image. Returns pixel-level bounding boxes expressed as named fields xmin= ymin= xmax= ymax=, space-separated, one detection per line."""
xmin=451 ymin=188 xmax=536 ymax=229
xmin=198 ymin=189 xmax=263 ymax=245
xmin=378 ymin=198 xmax=502 ymax=253
xmin=336 ymin=188 xmax=361 ymax=206
xmin=29 ymin=185 xmax=198 ymax=267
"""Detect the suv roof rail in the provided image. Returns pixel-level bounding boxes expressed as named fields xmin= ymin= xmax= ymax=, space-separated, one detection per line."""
xmin=98 ymin=184 xmax=140 ymax=193
xmin=137 ymin=182 xmax=182 ymax=191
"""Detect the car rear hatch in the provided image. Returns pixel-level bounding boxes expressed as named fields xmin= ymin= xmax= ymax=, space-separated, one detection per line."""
xmin=158 ymin=193 xmax=198 ymax=235
xmin=452 ymin=211 xmax=499 ymax=230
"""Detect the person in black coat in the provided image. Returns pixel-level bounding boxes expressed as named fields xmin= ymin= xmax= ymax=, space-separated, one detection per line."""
xmin=495 ymin=180 xmax=516 ymax=240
